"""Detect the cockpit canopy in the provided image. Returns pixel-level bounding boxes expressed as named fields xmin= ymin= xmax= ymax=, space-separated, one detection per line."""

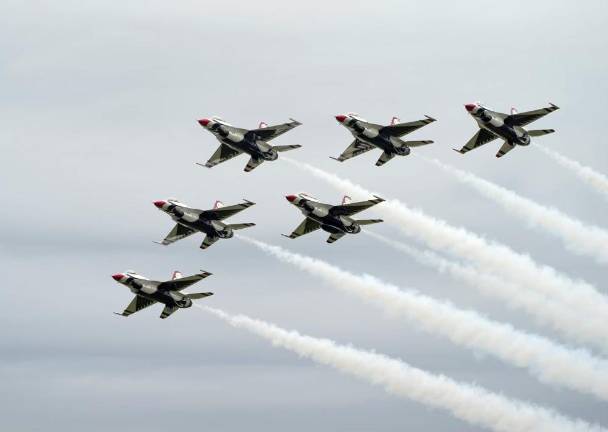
xmin=210 ymin=116 xmax=232 ymax=126
xmin=297 ymin=192 xmax=320 ymax=202
xmin=347 ymin=112 xmax=367 ymax=122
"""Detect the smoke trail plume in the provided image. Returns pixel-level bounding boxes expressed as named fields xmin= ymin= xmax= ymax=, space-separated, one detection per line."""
xmin=365 ymin=231 xmax=608 ymax=353
xmin=535 ymin=143 xmax=608 ymax=200
xmin=204 ymin=306 xmax=605 ymax=432
xmin=282 ymin=157 xmax=608 ymax=345
xmin=239 ymin=236 xmax=608 ymax=401
xmin=425 ymin=157 xmax=608 ymax=264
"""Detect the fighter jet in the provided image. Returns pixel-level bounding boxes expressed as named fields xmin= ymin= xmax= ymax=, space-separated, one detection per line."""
xmin=112 ymin=270 xmax=213 ymax=319
xmin=332 ymin=113 xmax=436 ymax=166
xmin=153 ymin=198 xmax=256 ymax=250
xmin=283 ymin=193 xmax=384 ymax=243
xmin=454 ymin=102 xmax=559 ymax=158
xmin=196 ymin=117 xmax=302 ymax=172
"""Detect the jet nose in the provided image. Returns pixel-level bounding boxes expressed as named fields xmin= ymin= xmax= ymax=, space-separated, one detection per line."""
xmin=111 ymin=273 xmax=124 ymax=281
xmin=464 ymin=103 xmax=476 ymax=112
xmin=335 ymin=115 xmax=347 ymax=123
xmin=153 ymin=200 xmax=166 ymax=209
xmin=285 ymin=195 xmax=297 ymax=202
xmin=198 ymin=118 xmax=211 ymax=127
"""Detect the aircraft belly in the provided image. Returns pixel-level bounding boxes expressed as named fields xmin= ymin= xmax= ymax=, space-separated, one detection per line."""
xmin=220 ymin=139 xmax=249 ymax=154
xmin=357 ymin=135 xmax=386 ymax=151
xmin=140 ymin=291 xmax=172 ymax=306
xmin=307 ymin=214 xmax=345 ymax=234
xmin=482 ymin=124 xmax=511 ymax=142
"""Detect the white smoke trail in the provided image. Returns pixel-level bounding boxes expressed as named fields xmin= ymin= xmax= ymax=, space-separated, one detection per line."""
xmin=282 ymin=157 xmax=608 ymax=346
xmin=239 ymin=236 xmax=608 ymax=401
xmin=365 ymin=231 xmax=608 ymax=353
xmin=535 ymin=143 xmax=608 ymax=200
xmin=204 ymin=306 xmax=605 ymax=432
xmin=425 ymin=157 xmax=608 ymax=264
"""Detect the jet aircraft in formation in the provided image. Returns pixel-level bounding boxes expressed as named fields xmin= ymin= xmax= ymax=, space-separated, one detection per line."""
xmin=283 ymin=193 xmax=384 ymax=243
xmin=153 ymin=198 xmax=256 ymax=249
xmin=455 ymin=102 xmax=559 ymax=158
xmin=112 ymin=102 xmax=560 ymax=317
xmin=197 ymin=117 xmax=302 ymax=172
xmin=332 ymin=113 xmax=435 ymax=166
xmin=112 ymin=270 xmax=213 ymax=319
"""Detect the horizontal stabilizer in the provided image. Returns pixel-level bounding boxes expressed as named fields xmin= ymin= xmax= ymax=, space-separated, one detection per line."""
xmin=356 ymin=219 xmax=384 ymax=226
xmin=186 ymin=292 xmax=214 ymax=300
xmin=272 ymin=144 xmax=302 ymax=152
xmin=227 ymin=223 xmax=256 ymax=230
xmin=403 ymin=140 xmax=433 ymax=148
xmin=528 ymin=129 xmax=555 ymax=137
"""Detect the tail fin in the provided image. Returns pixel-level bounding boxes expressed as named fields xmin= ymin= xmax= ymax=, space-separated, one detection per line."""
xmin=258 ymin=121 xmax=268 ymax=129
xmin=272 ymin=144 xmax=301 ymax=153
xmin=356 ymin=219 xmax=383 ymax=226
xmin=172 ymin=271 xmax=183 ymax=280
xmin=390 ymin=116 xmax=400 ymax=125
xmin=511 ymin=107 xmax=518 ymax=115
xmin=528 ymin=129 xmax=555 ymax=137
xmin=227 ymin=223 xmax=256 ymax=230
xmin=342 ymin=195 xmax=352 ymax=205
xmin=213 ymin=200 xmax=224 ymax=209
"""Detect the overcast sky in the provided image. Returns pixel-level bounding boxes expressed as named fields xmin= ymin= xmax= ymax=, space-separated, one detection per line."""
xmin=2 ymin=0 xmax=608 ymax=430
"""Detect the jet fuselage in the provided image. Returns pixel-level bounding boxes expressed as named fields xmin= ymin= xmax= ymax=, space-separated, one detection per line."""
xmin=340 ymin=117 xmax=411 ymax=156
xmin=289 ymin=196 xmax=361 ymax=235
xmin=466 ymin=104 xmax=530 ymax=146
xmin=204 ymin=120 xmax=278 ymax=161
xmin=112 ymin=273 xmax=193 ymax=309
xmin=156 ymin=202 xmax=234 ymax=239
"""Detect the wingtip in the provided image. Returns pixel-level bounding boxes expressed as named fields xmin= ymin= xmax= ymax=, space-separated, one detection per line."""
xmin=153 ymin=241 xmax=167 ymax=246
xmin=329 ymin=156 xmax=343 ymax=162
xmin=372 ymin=195 xmax=386 ymax=202
xmin=243 ymin=199 xmax=256 ymax=205
xmin=281 ymin=234 xmax=294 ymax=239
xmin=114 ymin=312 xmax=128 ymax=317
xmin=289 ymin=118 xmax=302 ymax=125
xmin=549 ymin=102 xmax=560 ymax=109
xmin=196 ymin=162 xmax=212 ymax=169
xmin=199 ymin=270 xmax=213 ymax=276
xmin=452 ymin=148 xmax=465 ymax=154
xmin=424 ymin=115 xmax=437 ymax=122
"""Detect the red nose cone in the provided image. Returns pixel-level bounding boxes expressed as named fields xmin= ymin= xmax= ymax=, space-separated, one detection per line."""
xmin=198 ymin=118 xmax=211 ymax=127
xmin=285 ymin=195 xmax=297 ymax=202
xmin=335 ymin=115 xmax=347 ymax=123
xmin=465 ymin=103 xmax=476 ymax=112
xmin=153 ymin=200 xmax=166 ymax=208
xmin=112 ymin=273 xmax=124 ymax=281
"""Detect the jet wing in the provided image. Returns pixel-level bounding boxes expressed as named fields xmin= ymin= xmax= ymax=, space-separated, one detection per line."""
xmin=330 ymin=196 xmax=385 ymax=217
xmin=453 ymin=128 xmax=499 ymax=154
xmin=331 ymin=139 xmax=376 ymax=162
xmin=200 ymin=235 xmax=219 ymax=250
xmin=327 ymin=232 xmax=345 ymax=244
xmin=115 ymin=295 xmax=156 ymax=317
xmin=283 ymin=217 xmax=321 ymax=239
xmin=199 ymin=144 xmax=242 ymax=168
xmin=246 ymin=119 xmax=301 ymax=142
xmin=505 ymin=104 xmax=559 ymax=128
xmin=160 ymin=305 xmax=179 ymax=319
xmin=496 ymin=141 xmax=516 ymax=158
xmin=200 ymin=200 xmax=255 ymax=220
xmin=375 ymin=151 xmax=395 ymax=167
xmin=157 ymin=270 xmax=212 ymax=291
xmin=244 ymin=157 xmax=264 ymax=172
xmin=380 ymin=116 xmax=436 ymax=137
xmin=156 ymin=223 xmax=197 ymax=245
